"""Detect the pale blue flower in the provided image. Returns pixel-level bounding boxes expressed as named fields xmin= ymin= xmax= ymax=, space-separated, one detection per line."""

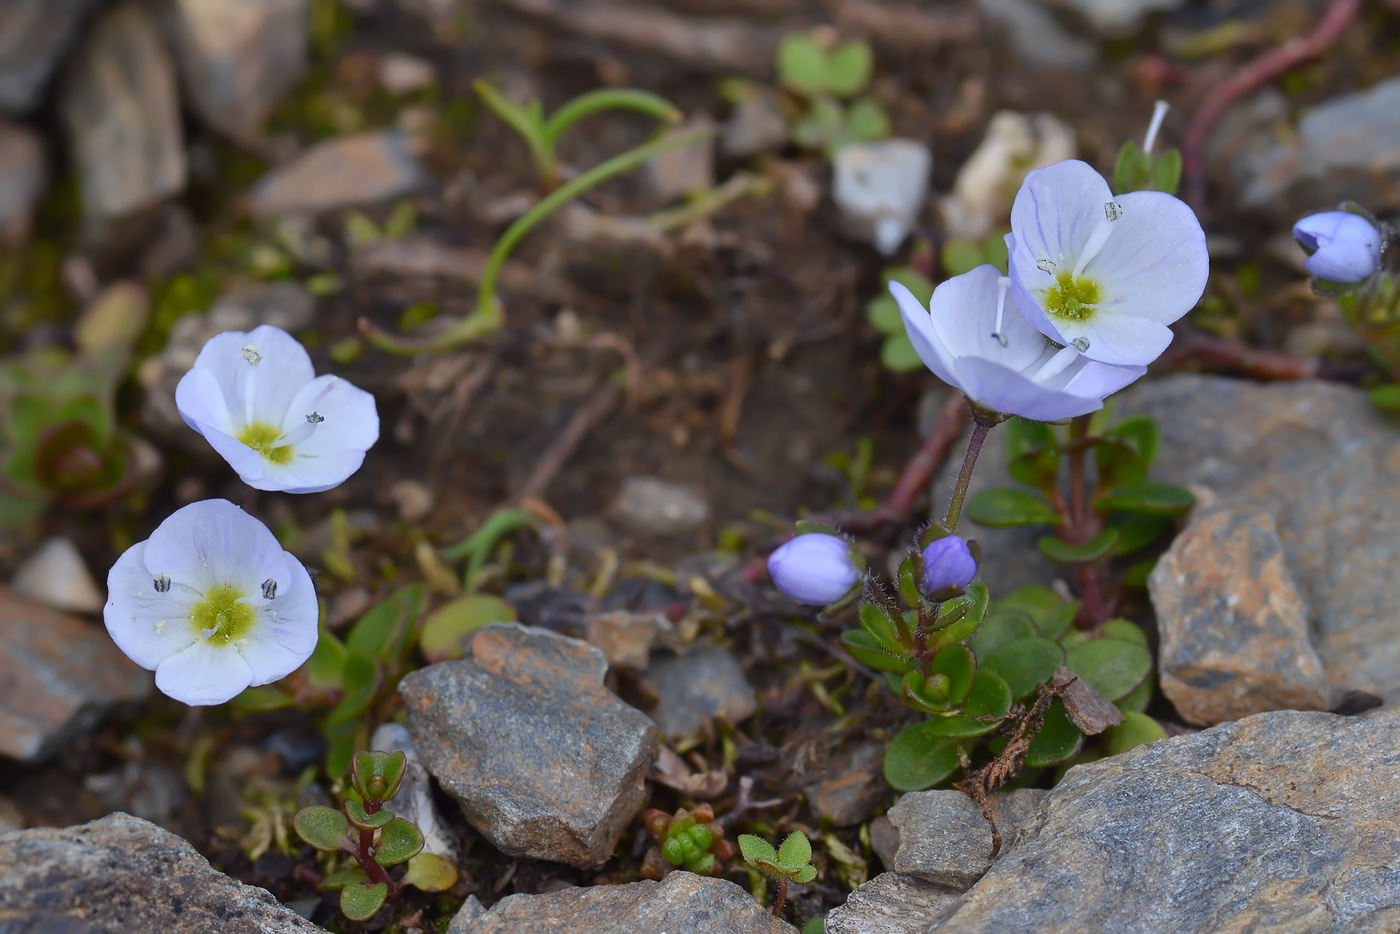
xmin=893 ymin=265 xmax=1145 ymax=421
xmin=1006 ymin=159 xmax=1208 ymax=367
xmin=104 ymin=499 xmax=318 ymax=706
xmin=768 ymin=532 xmax=861 ymax=606
xmin=1293 ymin=211 xmax=1383 ymax=284
xmin=921 ymin=535 xmax=976 ymax=592
xmin=175 ymin=325 xmax=378 ymax=493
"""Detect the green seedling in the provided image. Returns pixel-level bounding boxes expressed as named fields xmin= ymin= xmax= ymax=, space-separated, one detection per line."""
xmin=775 ymin=30 xmax=888 ymax=158
xmin=293 ymin=750 xmax=457 ymax=922
xmin=641 ymin=804 xmax=738 ymax=879
xmin=739 ymin=830 xmax=817 ymax=918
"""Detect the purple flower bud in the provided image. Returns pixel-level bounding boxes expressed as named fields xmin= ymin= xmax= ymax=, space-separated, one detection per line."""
xmin=767 ymin=533 xmax=861 ymax=606
xmin=921 ymin=535 xmax=977 ymax=592
xmin=1293 ymin=211 xmax=1382 ymax=284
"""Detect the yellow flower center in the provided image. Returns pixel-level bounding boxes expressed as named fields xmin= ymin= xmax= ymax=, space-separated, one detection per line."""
xmin=1044 ymin=271 xmax=1101 ymax=322
xmin=236 ymin=421 xmax=294 ymax=465
xmin=189 ymin=584 xmax=256 ymax=645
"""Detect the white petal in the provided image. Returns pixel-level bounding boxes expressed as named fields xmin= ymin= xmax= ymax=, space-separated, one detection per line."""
xmin=1083 ymin=190 xmax=1208 ymax=326
xmin=929 ymin=264 xmax=1046 ymax=371
xmin=175 ymin=368 xmax=235 ymax=436
xmin=142 ymin=499 xmax=292 ymax=595
xmin=104 ymin=542 xmax=201 ymax=670
xmin=1060 ymin=314 xmax=1174 ymax=367
xmin=279 ymin=375 xmax=379 ymax=455
xmin=194 ymin=421 xmax=269 ymax=485
xmin=1062 ymin=359 xmax=1147 ymax=400
xmin=237 ymin=553 xmax=320 ymax=684
xmin=1007 ymin=237 xmax=1070 ymax=347
xmin=257 ymin=449 xmax=368 ymax=494
xmin=954 ymin=357 xmax=1105 ymax=421
xmin=191 ymin=325 xmax=315 ymax=428
xmin=891 ymin=281 xmax=961 ymax=388
xmin=155 ymin=640 xmax=253 ymax=706
xmin=1009 ymin=160 xmax=1114 ymax=272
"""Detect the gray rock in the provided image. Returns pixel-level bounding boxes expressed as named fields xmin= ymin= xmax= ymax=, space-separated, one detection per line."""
xmin=60 ymin=3 xmax=186 ymax=225
xmin=170 ymin=0 xmax=310 ymax=144
xmin=1050 ymin=0 xmax=1184 ymax=36
xmin=831 ymin=139 xmax=931 ymax=255
xmin=645 ymin=648 xmax=757 ymax=739
xmin=459 ymin=871 xmax=796 ymax=934
xmin=973 ymin=0 xmax=1095 ymax=70
xmin=399 ymin=623 xmax=657 ymax=868
xmin=827 ymin=872 xmax=962 ymax=934
xmin=870 ymin=814 xmax=900 ymax=869
xmin=925 ymin=707 xmax=1400 ymax=933
xmin=800 ymin=740 xmax=889 ymax=827
xmin=647 ymin=116 xmax=714 ymax=205
xmin=723 ymin=87 xmax=788 ymax=159
xmin=0 ymin=0 xmax=101 ymax=113
xmin=11 ymin=537 xmax=103 ymax=614
xmin=0 ymin=812 xmax=322 ymax=932
xmin=0 ymin=793 xmax=20 ymax=831
xmin=0 ymin=586 xmax=150 ymax=762
xmin=938 ymin=110 xmax=1076 ymax=240
xmin=888 ymin=790 xmax=994 ymax=890
xmin=584 ymin=610 xmax=666 ymax=670
xmin=251 ymin=130 xmax=428 ymax=216
xmin=448 ymin=895 xmax=487 ymax=934
xmin=1150 ymin=502 xmax=1333 ymax=725
xmin=608 ymin=476 xmax=709 ymax=536
xmin=945 ymin=375 xmax=1400 ymax=701
xmin=0 ymin=121 xmax=41 ymax=244
xmin=1229 ymin=76 xmax=1400 ymax=220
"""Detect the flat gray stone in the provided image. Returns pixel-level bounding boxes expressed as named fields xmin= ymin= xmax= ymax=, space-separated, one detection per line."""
xmin=645 ymin=648 xmax=757 ymax=739
xmin=251 ymin=130 xmax=428 ymax=216
xmin=60 ymin=3 xmax=186 ymax=224
xmin=888 ymin=790 xmax=994 ymax=890
xmin=0 ymin=0 xmax=101 ymax=113
xmin=459 ymin=872 xmax=796 ymax=934
xmin=926 ymin=707 xmax=1400 ymax=933
xmin=0 ymin=586 xmax=150 ymax=762
xmin=608 ymin=476 xmax=710 ymax=536
xmin=827 ymin=872 xmax=962 ymax=934
xmin=170 ymin=0 xmax=310 ymax=144
xmin=0 ymin=813 xmax=321 ymax=932
xmin=940 ymin=375 xmax=1400 ymax=702
xmin=400 ymin=623 xmax=657 ymax=868
xmin=447 ymin=895 xmax=487 ymax=934
xmin=800 ymin=740 xmax=889 ymax=827
xmin=1150 ymin=502 xmax=1333 ymax=725
xmin=722 ymin=87 xmax=787 ymax=159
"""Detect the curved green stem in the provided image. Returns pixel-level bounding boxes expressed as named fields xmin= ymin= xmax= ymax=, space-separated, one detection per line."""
xmin=943 ymin=419 xmax=994 ymax=533
xmin=361 ymin=126 xmax=715 ymax=356
xmin=542 ymin=88 xmax=681 ymax=153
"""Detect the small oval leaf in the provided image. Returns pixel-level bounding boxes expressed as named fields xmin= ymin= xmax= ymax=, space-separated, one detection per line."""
xmin=883 ymin=722 xmax=963 ymax=791
xmin=292 ymin=806 xmax=348 ymax=852
xmin=340 ymin=882 xmax=388 ymax=921
xmin=374 ymin=817 xmax=425 ymax=866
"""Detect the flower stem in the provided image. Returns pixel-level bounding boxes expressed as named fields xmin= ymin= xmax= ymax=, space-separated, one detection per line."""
xmin=943 ymin=418 xmax=994 ymax=533
xmin=357 ymin=826 xmax=396 ymax=892
xmin=771 ymin=878 xmax=788 ymax=918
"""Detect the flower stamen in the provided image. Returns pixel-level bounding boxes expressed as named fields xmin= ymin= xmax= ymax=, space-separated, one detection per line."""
xmin=1033 ymin=344 xmax=1081 ymax=382
xmin=1143 ymin=99 xmax=1169 ymax=154
xmin=1044 ymin=271 xmax=1101 ymax=322
xmin=189 ymin=583 xmax=257 ymax=646
xmin=991 ymin=277 xmax=1011 ymax=346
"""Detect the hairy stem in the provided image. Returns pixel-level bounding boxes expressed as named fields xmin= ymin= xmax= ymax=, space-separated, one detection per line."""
xmin=943 ymin=418 xmax=993 ymax=533
xmin=772 ymin=878 xmax=788 ymax=918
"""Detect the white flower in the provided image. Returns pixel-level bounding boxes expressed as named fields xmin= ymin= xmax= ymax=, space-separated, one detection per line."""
xmin=1293 ymin=211 xmax=1383 ymax=284
xmin=175 ymin=325 xmax=378 ymax=493
xmin=104 ymin=499 xmax=318 ymax=706
xmin=893 ymin=264 xmax=1145 ymax=421
xmin=1006 ymin=159 xmax=1208 ymax=367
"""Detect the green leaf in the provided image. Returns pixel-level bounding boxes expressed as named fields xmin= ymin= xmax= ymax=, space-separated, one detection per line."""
xmin=884 ymin=266 xmax=935 ymax=303
xmin=1111 ymin=140 xmax=1144 ymax=195
xmin=777 ymin=34 xmax=828 ymax=96
xmin=1121 ymin=558 xmax=1156 ymax=589
xmin=320 ymin=866 xmax=368 ymax=890
xmin=1114 ymin=675 xmax=1154 ymax=713
xmin=883 ymin=722 xmax=963 ymax=791
xmin=940 ymin=239 xmax=985 ymax=277
xmin=867 ymin=294 xmax=903 ymax=333
xmin=1149 ymin=149 xmax=1182 ymax=195
xmin=1096 ymin=480 xmax=1195 ymax=515
xmin=403 ymin=851 xmax=459 ymax=892
xmin=840 ymin=629 xmax=915 ymax=673
xmin=340 ymin=882 xmax=388 ymax=921
xmin=231 ymin=685 xmax=295 ymax=712
xmin=792 ymin=98 xmax=844 ymax=149
xmin=901 ymin=670 xmax=951 ymax=713
xmin=1024 ymin=700 xmax=1084 ymax=766
xmin=305 ymin=619 xmax=348 ymax=691
xmin=419 ymin=595 xmax=517 ymax=662
xmin=880 ymin=334 xmax=922 ymax=372
xmin=1037 ymin=528 xmax=1120 ymax=564
xmin=1108 ymin=415 xmax=1160 ymax=466
xmin=1091 ymin=438 xmax=1148 ymax=492
xmin=802 ymin=916 xmax=826 ymax=933
xmin=1106 ymin=512 xmax=1170 ymax=557
xmin=826 ymin=41 xmax=873 ymax=96
xmin=325 ymin=653 xmax=381 ymax=726
xmin=1102 ymin=710 xmax=1167 ymax=756
xmin=738 ymin=833 xmax=780 ymax=868
xmin=968 ymin=609 xmax=1038 ymax=657
xmin=920 ymin=670 xmax=1013 ymax=737
xmin=345 ymin=799 xmax=394 ymax=830
xmin=844 ymin=96 xmax=889 ymax=142
xmin=1065 ymin=638 xmax=1152 ymax=701
xmin=859 ymin=603 xmax=905 ymax=653
xmin=793 ymin=864 xmax=818 ymax=884
xmin=1005 ymin=417 xmax=1059 ymax=489
xmin=927 ymin=582 xmax=990 ymax=649
xmin=777 ymin=830 xmax=812 ymax=870
xmin=1369 ymin=384 xmax=1400 ymax=411
xmin=323 ymin=719 xmax=364 ymax=779
xmin=1099 ymin=618 xmax=1148 ymax=646
xmin=981 ymin=637 xmax=1066 ymax=701
xmin=346 ymin=597 xmax=407 ymax=660
xmin=968 ymin=488 xmax=1061 ymax=527
xmin=292 ymin=806 xmax=349 ymax=852
xmin=930 ymin=644 xmax=976 ymax=706
xmin=375 ymin=817 xmax=425 ymax=866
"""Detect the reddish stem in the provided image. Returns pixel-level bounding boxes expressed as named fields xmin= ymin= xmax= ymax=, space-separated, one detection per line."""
xmin=1062 ymin=416 xmax=1115 ymax=628
xmin=355 ymin=799 xmax=397 ymax=893
xmin=772 ymin=878 xmax=788 ymax=918
xmin=1182 ymin=0 xmax=1364 ymax=214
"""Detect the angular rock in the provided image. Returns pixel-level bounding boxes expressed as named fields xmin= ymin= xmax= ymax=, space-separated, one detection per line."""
xmin=460 ymin=871 xmax=796 ymax=934
xmin=832 ymin=139 xmax=931 ymax=255
xmin=723 ymin=87 xmax=788 ymax=159
xmin=869 ymin=814 xmax=900 ymax=869
xmin=0 ymin=121 xmax=41 ymax=244
xmin=584 ymin=610 xmax=665 ymax=670
xmin=170 ymin=0 xmax=310 ymax=144
xmin=608 ymin=476 xmax=709 ymax=536
xmin=925 ymin=707 xmax=1400 ymax=933
xmin=645 ymin=647 xmax=757 ymax=739
xmin=0 ymin=0 xmax=101 ymax=113
xmin=60 ymin=3 xmax=186 ymax=224
xmin=647 ymin=116 xmax=714 ymax=205
xmin=800 ymin=740 xmax=889 ymax=827
xmin=0 ymin=586 xmax=150 ymax=762
xmin=0 ymin=813 xmax=321 ymax=932
xmin=399 ymin=623 xmax=657 ymax=868
xmin=448 ymin=895 xmax=487 ymax=934
xmin=826 ymin=872 xmax=961 ymax=934
xmin=888 ymin=790 xmax=994 ymax=890
xmin=943 ymin=375 xmax=1400 ymax=702
xmin=938 ymin=110 xmax=1076 ymax=239
xmin=251 ymin=130 xmax=428 ymax=216
xmin=1150 ymin=503 xmax=1333 ymax=725
xmin=11 ymin=537 xmax=103 ymax=614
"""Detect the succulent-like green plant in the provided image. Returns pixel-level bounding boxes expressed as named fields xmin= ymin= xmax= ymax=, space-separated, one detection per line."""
xmin=292 ymin=750 xmax=457 ymax=922
xmin=739 ymin=830 xmax=817 ymax=918
xmin=641 ymin=804 xmax=739 ymax=879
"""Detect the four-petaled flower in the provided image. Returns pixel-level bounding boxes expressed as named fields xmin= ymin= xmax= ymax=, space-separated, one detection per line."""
xmin=175 ymin=325 xmax=378 ymax=494
xmin=1006 ymin=159 xmax=1208 ymax=367
xmin=104 ymin=499 xmax=318 ymax=706
xmin=1293 ymin=211 xmax=1384 ymax=284
xmin=893 ymin=265 xmax=1146 ymax=421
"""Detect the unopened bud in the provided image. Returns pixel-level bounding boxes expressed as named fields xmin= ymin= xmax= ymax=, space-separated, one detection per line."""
xmin=767 ymin=532 xmax=861 ymax=606
xmin=920 ymin=535 xmax=977 ymax=592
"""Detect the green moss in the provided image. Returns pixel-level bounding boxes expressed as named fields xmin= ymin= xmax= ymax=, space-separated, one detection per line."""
xmin=1044 ymin=271 xmax=1101 ymax=322
xmin=190 ymin=583 xmax=257 ymax=645
xmin=237 ymin=422 xmax=294 ymax=465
